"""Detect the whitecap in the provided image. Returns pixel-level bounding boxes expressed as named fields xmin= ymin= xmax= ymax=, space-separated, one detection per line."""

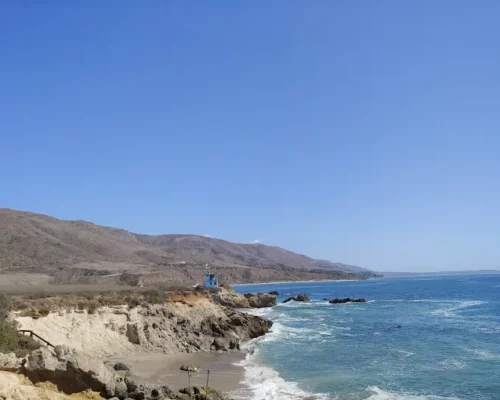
xmin=393 ymin=349 xmax=415 ymax=358
xmin=467 ymin=348 xmax=500 ymax=360
xmin=232 ymin=347 xmax=331 ymax=400
xmin=437 ymin=359 xmax=467 ymax=370
xmin=430 ymin=300 xmax=485 ymax=317
xmin=409 ymin=299 xmax=446 ymax=303
xmin=365 ymin=386 xmax=459 ymax=400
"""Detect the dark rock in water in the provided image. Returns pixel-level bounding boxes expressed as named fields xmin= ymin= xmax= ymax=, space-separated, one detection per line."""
xmin=113 ymin=361 xmax=130 ymax=371
xmin=329 ymin=298 xmax=367 ymax=304
xmin=268 ymin=291 xmax=279 ymax=296
xmin=283 ymin=293 xmax=310 ymax=303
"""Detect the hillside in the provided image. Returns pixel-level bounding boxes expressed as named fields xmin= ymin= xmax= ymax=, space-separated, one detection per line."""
xmin=0 ymin=209 xmax=374 ymax=287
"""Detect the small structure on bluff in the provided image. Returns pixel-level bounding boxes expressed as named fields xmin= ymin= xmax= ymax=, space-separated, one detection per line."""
xmin=204 ymin=273 xmax=218 ymax=288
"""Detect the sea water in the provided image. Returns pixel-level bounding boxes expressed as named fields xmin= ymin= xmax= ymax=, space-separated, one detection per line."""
xmin=232 ymin=275 xmax=500 ymax=400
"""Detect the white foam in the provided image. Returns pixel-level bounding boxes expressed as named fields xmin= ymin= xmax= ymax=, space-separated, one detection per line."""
xmin=382 ymin=299 xmax=406 ymax=302
xmin=430 ymin=300 xmax=485 ymax=317
xmin=467 ymin=348 xmax=500 ymax=360
xmin=409 ymin=299 xmax=447 ymax=303
xmin=365 ymin=386 xmax=459 ymax=400
xmin=258 ymin=321 xmax=334 ymax=343
xmin=243 ymin=307 xmax=275 ymax=318
xmin=394 ymin=349 xmax=415 ymax=358
xmin=437 ymin=359 xmax=467 ymax=370
xmin=278 ymin=300 xmax=331 ymax=308
xmin=232 ymin=350 xmax=331 ymax=400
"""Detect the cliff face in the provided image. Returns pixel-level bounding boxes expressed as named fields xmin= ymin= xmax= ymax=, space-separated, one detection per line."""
xmin=0 ymin=371 xmax=106 ymax=400
xmin=14 ymin=290 xmax=272 ymax=358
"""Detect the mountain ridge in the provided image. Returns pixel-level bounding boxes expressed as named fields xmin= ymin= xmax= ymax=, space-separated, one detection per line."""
xmin=0 ymin=209 xmax=373 ymax=285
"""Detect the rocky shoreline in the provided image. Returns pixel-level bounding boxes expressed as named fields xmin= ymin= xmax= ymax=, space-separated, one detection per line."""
xmin=0 ymin=288 xmax=276 ymax=400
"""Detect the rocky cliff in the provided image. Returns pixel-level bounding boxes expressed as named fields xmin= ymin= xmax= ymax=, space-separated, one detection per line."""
xmin=2 ymin=288 xmax=273 ymax=399
xmin=14 ymin=290 xmax=272 ymax=358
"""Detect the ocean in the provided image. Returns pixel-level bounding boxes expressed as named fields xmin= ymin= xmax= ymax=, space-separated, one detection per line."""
xmin=232 ymin=274 xmax=500 ymax=400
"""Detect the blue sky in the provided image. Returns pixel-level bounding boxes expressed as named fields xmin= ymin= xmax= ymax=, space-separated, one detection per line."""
xmin=1 ymin=1 xmax=499 ymax=272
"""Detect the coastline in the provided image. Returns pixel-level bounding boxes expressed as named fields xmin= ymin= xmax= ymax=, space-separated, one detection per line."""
xmin=5 ymin=287 xmax=274 ymax=399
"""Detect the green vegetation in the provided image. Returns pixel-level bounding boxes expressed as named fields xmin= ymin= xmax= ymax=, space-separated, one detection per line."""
xmin=0 ymin=293 xmax=41 ymax=357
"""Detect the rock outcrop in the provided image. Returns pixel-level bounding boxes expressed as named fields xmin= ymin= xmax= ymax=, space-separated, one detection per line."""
xmin=210 ymin=287 xmax=276 ymax=309
xmin=10 ymin=347 xmax=229 ymax=399
xmin=0 ymin=353 xmax=23 ymax=371
xmin=23 ymin=346 xmax=127 ymax=398
xmin=0 ymin=371 xmax=104 ymax=400
xmin=210 ymin=288 xmax=250 ymax=308
xmin=178 ymin=385 xmax=230 ymax=400
xmin=328 ymin=298 xmax=366 ymax=304
xmin=243 ymin=293 xmax=277 ymax=308
xmin=283 ymin=294 xmax=310 ymax=303
xmin=15 ymin=292 xmax=272 ymax=357
xmin=124 ymin=374 xmax=177 ymax=399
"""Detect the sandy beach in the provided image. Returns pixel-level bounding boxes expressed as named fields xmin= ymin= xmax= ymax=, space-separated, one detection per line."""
xmin=112 ymin=352 xmax=246 ymax=392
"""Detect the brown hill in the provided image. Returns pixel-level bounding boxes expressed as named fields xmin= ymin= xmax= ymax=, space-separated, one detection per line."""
xmin=0 ymin=209 xmax=374 ymax=287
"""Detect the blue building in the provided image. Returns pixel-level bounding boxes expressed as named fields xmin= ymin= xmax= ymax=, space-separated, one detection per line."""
xmin=204 ymin=273 xmax=218 ymax=288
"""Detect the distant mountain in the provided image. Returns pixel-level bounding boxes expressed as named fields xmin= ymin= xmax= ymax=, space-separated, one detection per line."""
xmin=0 ymin=209 xmax=374 ymax=285
xmin=133 ymin=233 xmax=368 ymax=273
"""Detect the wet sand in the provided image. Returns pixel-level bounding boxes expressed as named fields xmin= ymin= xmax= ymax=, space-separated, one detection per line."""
xmin=112 ymin=352 xmax=246 ymax=392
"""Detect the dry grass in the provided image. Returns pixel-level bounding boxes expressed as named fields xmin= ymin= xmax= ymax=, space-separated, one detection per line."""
xmin=8 ymin=285 xmax=210 ymax=315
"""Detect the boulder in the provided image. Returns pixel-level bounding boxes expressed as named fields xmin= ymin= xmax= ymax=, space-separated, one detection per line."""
xmin=283 ymin=294 xmax=310 ymax=303
xmin=180 ymin=364 xmax=200 ymax=372
xmin=0 ymin=352 xmax=23 ymax=371
xmin=210 ymin=288 xmax=250 ymax=308
xmin=243 ymin=293 xmax=277 ymax=308
xmin=268 ymin=291 xmax=279 ymax=296
xmin=125 ymin=374 xmax=177 ymax=399
xmin=0 ymin=371 xmax=76 ymax=400
xmin=113 ymin=361 xmax=130 ymax=371
xmin=328 ymin=298 xmax=366 ymax=304
xmin=126 ymin=323 xmax=141 ymax=344
xmin=179 ymin=386 xmax=229 ymax=400
xmin=226 ymin=309 xmax=272 ymax=339
xmin=211 ymin=338 xmax=229 ymax=352
xmin=23 ymin=346 xmax=127 ymax=398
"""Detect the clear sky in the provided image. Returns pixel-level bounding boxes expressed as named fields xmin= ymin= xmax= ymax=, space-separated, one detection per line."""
xmin=1 ymin=1 xmax=499 ymax=272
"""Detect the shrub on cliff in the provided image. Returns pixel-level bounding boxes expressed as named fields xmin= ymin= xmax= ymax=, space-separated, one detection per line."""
xmin=0 ymin=294 xmax=9 ymax=321
xmin=0 ymin=293 xmax=41 ymax=357
xmin=146 ymin=288 xmax=167 ymax=304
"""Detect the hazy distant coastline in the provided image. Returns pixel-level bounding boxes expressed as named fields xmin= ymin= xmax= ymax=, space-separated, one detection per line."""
xmin=380 ymin=270 xmax=500 ymax=278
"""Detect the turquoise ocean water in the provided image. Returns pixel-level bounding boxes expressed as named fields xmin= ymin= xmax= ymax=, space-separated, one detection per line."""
xmin=232 ymin=275 xmax=500 ymax=400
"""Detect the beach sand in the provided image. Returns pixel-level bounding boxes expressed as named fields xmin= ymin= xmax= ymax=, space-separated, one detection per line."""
xmin=112 ymin=352 xmax=246 ymax=392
